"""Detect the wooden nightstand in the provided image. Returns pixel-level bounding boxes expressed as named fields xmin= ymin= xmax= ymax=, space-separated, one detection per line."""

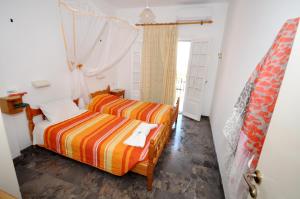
xmin=110 ymin=89 xmax=125 ymax=98
xmin=0 ymin=93 xmax=27 ymax=115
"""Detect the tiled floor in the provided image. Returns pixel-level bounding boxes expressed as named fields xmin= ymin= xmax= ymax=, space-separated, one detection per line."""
xmin=14 ymin=115 xmax=224 ymax=199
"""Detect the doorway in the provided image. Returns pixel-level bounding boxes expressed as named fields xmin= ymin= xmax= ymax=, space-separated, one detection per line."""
xmin=176 ymin=41 xmax=191 ymax=113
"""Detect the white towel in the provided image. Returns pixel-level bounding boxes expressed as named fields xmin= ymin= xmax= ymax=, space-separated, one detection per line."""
xmin=124 ymin=122 xmax=158 ymax=148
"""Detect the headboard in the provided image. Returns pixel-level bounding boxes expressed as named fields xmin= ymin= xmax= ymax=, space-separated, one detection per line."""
xmin=25 ymin=99 xmax=79 ymax=142
xmin=90 ymin=85 xmax=111 ymax=98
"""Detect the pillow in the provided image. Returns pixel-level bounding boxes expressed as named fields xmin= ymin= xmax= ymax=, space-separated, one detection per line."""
xmin=39 ymin=99 xmax=80 ymax=123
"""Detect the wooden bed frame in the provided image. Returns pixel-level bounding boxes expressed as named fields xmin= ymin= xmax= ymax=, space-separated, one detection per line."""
xmin=90 ymin=85 xmax=111 ymax=98
xmin=25 ymin=90 xmax=179 ymax=191
xmin=89 ymin=86 xmax=180 ymax=190
xmin=25 ymin=99 xmax=79 ymax=141
xmin=90 ymin=85 xmax=180 ymax=133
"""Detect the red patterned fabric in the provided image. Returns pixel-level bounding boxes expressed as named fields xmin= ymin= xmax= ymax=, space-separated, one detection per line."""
xmin=242 ymin=18 xmax=299 ymax=167
xmin=224 ymin=18 xmax=299 ymax=199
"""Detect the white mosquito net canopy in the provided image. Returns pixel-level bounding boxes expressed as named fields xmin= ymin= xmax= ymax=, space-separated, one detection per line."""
xmin=59 ymin=0 xmax=139 ymax=103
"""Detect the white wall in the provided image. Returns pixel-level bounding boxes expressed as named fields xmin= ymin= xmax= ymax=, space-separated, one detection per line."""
xmin=210 ymin=0 xmax=300 ymax=198
xmin=0 ymin=0 xmax=116 ymax=158
xmin=92 ymin=0 xmax=116 ymax=15
xmin=0 ymin=113 xmax=21 ymax=198
xmin=115 ymin=3 xmax=228 ymax=116
xmin=255 ymin=23 xmax=300 ymax=199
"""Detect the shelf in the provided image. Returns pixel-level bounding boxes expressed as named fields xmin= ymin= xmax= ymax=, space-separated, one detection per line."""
xmin=0 ymin=95 xmax=25 ymax=114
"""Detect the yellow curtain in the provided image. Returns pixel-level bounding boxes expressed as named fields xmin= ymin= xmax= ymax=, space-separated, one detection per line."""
xmin=141 ymin=25 xmax=178 ymax=105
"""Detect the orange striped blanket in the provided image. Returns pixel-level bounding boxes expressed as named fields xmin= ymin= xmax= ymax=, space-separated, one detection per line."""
xmin=88 ymin=94 xmax=173 ymax=125
xmin=44 ymin=111 xmax=164 ymax=176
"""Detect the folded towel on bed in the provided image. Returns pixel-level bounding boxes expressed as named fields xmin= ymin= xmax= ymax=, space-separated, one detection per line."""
xmin=124 ymin=122 xmax=158 ymax=148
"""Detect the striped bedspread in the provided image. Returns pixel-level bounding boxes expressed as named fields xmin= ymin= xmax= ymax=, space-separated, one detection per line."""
xmin=88 ymin=94 xmax=173 ymax=125
xmin=44 ymin=111 xmax=164 ymax=176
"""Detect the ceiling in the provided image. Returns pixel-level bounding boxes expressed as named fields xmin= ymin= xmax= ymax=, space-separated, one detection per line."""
xmin=102 ymin=0 xmax=227 ymax=8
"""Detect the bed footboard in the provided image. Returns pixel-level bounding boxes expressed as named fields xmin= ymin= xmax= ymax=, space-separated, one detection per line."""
xmin=173 ymin=97 xmax=180 ymax=126
xmin=146 ymin=125 xmax=169 ymax=190
xmin=168 ymin=97 xmax=180 ymax=136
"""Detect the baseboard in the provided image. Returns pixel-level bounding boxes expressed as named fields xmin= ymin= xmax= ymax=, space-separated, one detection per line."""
xmin=11 ymin=151 xmax=21 ymax=159
xmin=182 ymin=112 xmax=201 ymax=121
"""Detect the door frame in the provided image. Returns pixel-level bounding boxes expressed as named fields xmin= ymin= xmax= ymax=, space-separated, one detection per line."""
xmin=176 ymin=40 xmax=192 ymax=113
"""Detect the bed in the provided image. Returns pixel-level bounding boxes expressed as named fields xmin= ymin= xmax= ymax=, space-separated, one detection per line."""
xmin=25 ymin=99 xmax=169 ymax=190
xmin=89 ymin=86 xmax=179 ymax=135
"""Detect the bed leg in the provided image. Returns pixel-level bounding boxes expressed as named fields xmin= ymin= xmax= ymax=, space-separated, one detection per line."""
xmin=169 ymin=126 xmax=173 ymax=141
xmin=147 ymin=140 xmax=155 ymax=191
xmin=147 ymin=167 xmax=154 ymax=191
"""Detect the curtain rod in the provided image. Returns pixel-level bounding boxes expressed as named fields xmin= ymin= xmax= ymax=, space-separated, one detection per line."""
xmin=135 ymin=20 xmax=213 ymax=26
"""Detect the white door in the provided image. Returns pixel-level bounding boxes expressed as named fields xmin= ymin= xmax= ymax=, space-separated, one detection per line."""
xmin=246 ymin=25 xmax=300 ymax=199
xmin=183 ymin=39 xmax=209 ymax=121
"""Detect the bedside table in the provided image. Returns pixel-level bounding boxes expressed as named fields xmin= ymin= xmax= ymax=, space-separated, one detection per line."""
xmin=110 ymin=89 xmax=125 ymax=98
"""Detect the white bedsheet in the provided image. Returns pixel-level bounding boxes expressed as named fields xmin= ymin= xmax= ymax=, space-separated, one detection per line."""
xmin=33 ymin=109 xmax=87 ymax=145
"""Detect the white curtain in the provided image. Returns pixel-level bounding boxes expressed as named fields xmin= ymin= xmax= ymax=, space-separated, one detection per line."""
xmin=59 ymin=0 xmax=139 ymax=103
